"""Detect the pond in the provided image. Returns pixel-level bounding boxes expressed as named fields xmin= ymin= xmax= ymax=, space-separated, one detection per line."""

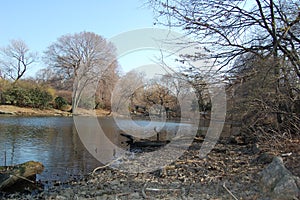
xmin=0 ymin=116 xmax=101 ymax=187
xmin=0 ymin=116 xmax=199 ymax=188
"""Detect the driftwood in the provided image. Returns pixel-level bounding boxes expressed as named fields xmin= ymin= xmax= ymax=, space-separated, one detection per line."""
xmin=131 ymin=140 xmax=170 ymax=148
xmin=120 ymin=132 xmax=170 ymax=149
xmin=0 ymin=161 xmax=44 ymax=190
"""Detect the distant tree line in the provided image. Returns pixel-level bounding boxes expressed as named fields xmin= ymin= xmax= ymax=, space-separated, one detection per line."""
xmin=0 ymin=32 xmax=119 ymax=111
xmin=112 ymin=71 xmax=211 ymax=119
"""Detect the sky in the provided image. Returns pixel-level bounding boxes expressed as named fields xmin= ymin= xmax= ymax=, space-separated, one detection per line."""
xmin=0 ymin=0 xmax=158 ymax=77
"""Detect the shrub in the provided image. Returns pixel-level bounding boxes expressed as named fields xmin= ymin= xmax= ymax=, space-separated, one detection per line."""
xmin=54 ymin=96 xmax=68 ymax=110
xmin=3 ymin=83 xmax=53 ymax=109
xmin=28 ymin=87 xmax=53 ymax=108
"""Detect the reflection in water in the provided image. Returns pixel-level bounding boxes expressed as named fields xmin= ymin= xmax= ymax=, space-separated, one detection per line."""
xmin=0 ymin=116 xmax=101 ymax=186
xmin=0 ymin=116 xmax=196 ymax=185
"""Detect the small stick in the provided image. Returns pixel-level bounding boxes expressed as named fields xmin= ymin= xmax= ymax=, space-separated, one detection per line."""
xmin=13 ymin=174 xmax=43 ymax=190
xmin=145 ymin=188 xmax=181 ymax=192
xmin=115 ymin=192 xmax=130 ymax=200
xmin=92 ymin=156 xmax=123 ymax=175
xmin=142 ymin=182 xmax=148 ymax=199
xmin=223 ymin=182 xmax=239 ymax=200
xmin=13 ymin=174 xmax=35 ymax=184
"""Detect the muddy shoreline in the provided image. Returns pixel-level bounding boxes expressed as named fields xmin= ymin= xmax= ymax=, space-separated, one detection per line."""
xmin=0 ymin=105 xmax=111 ymax=117
xmin=0 ymin=107 xmax=298 ymax=199
xmin=2 ymin=137 xmax=299 ymax=200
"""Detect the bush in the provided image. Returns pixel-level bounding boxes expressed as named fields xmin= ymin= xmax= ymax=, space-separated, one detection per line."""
xmin=28 ymin=87 xmax=53 ymax=108
xmin=54 ymin=96 xmax=68 ymax=110
xmin=3 ymin=83 xmax=53 ymax=109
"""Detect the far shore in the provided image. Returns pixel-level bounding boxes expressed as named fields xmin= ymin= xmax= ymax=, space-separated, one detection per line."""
xmin=0 ymin=105 xmax=110 ymax=117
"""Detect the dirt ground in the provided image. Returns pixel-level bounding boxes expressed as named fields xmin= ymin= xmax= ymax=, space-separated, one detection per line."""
xmin=0 ymin=105 xmax=110 ymax=117
xmin=1 ymin=136 xmax=299 ymax=199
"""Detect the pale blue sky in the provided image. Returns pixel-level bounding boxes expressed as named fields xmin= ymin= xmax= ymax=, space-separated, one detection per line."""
xmin=0 ymin=0 xmax=157 ymax=76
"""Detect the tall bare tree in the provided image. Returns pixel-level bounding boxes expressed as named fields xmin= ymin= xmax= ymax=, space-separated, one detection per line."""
xmin=148 ymin=0 xmax=300 ymax=139
xmin=95 ymin=60 xmax=119 ymax=110
xmin=0 ymin=39 xmax=37 ymax=81
xmin=148 ymin=0 xmax=300 ymax=77
xmin=44 ymin=31 xmax=117 ymax=112
xmin=111 ymin=70 xmax=145 ymax=114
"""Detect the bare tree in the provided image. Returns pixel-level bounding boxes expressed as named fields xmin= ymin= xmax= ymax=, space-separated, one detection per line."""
xmin=0 ymin=39 xmax=37 ymax=81
xmin=148 ymin=0 xmax=300 ymax=139
xmin=44 ymin=31 xmax=117 ymax=112
xmin=111 ymin=70 xmax=145 ymax=115
xmin=143 ymin=81 xmax=179 ymax=117
xmin=95 ymin=61 xmax=119 ymax=110
xmin=227 ymin=53 xmax=300 ymax=142
xmin=148 ymin=0 xmax=300 ymax=77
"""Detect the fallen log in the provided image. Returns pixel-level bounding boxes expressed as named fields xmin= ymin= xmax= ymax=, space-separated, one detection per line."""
xmin=120 ymin=132 xmax=170 ymax=149
xmin=0 ymin=161 xmax=44 ymax=190
xmin=131 ymin=140 xmax=170 ymax=148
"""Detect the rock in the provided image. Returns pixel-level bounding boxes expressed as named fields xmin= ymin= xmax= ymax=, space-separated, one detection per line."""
xmin=251 ymin=143 xmax=261 ymax=154
xmin=0 ymin=110 xmax=15 ymax=115
xmin=228 ymin=135 xmax=245 ymax=145
xmin=252 ymin=152 xmax=273 ymax=164
xmin=129 ymin=192 xmax=140 ymax=199
xmin=110 ymin=179 xmax=120 ymax=185
xmin=259 ymin=156 xmax=300 ymax=200
xmin=243 ymin=143 xmax=261 ymax=155
xmin=227 ymin=132 xmax=257 ymax=145
xmin=61 ymin=188 xmax=73 ymax=199
xmin=55 ymin=195 xmax=67 ymax=200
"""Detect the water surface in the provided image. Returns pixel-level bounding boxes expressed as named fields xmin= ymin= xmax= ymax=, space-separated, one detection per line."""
xmin=0 ymin=116 xmax=194 ymax=186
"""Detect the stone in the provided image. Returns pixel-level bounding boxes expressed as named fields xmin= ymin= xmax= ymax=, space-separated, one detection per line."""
xmin=252 ymin=152 xmax=273 ymax=164
xmin=228 ymin=135 xmax=245 ymax=145
xmin=62 ymin=188 xmax=73 ymax=199
xmin=259 ymin=156 xmax=300 ymax=200
xmin=251 ymin=143 xmax=261 ymax=154
xmin=55 ymin=195 xmax=67 ymax=200
xmin=129 ymin=192 xmax=140 ymax=199
xmin=110 ymin=179 xmax=120 ymax=185
xmin=243 ymin=143 xmax=261 ymax=155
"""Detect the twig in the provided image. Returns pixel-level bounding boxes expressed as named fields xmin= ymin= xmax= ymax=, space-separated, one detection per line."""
xmin=223 ymin=182 xmax=239 ymax=200
xmin=13 ymin=174 xmax=35 ymax=184
xmin=143 ymin=184 xmax=187 ymax=199
xmin=92 ymin=156 xmax=123 ymax=175
xmin=12 ymin=174 xmax=42 ymax=190
xmin=142 ymin=182 xmax=149 ymax=199
xmin=145 ymin=188 xmax=181 ymax=192
xmin=281 ymin=152 xmax=292 ymax=157
xmin=115 ymin=192 xmax=130 ymax=200
xmin=175 ymin=160 xmax=204 ymax=165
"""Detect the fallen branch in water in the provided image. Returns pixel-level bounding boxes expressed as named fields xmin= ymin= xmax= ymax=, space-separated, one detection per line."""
xmin=0 ymin=161 xmax=44 ymax=190
xmin=13 ymin=174 xmax=35 ymax=184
